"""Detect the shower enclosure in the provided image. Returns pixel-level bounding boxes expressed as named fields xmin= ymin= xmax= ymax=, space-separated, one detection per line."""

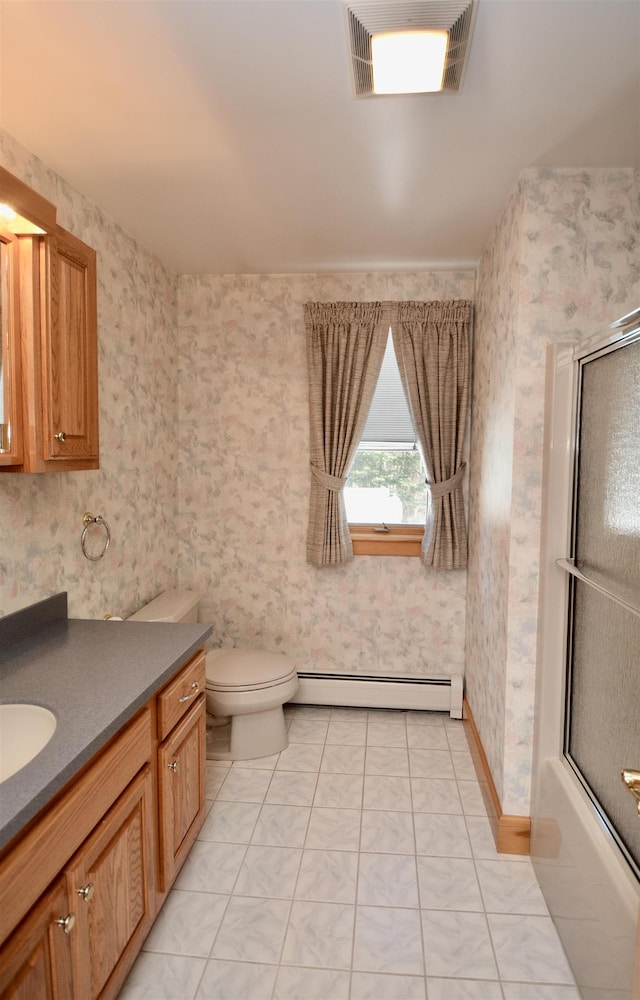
xmin=532 ymin=308 xmax=640 ymax=999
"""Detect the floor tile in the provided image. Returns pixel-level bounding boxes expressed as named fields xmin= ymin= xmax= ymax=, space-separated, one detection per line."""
xmin=411 ymin=778 xmax=462 ymax=814
xmin=195 ymin=959 xmax=278 ymax=999
xmin=276 ymin=742 xmax=324 ymax=772
xmin=445 ymin=726 xmax=471 ymax=752
xmin=457 ymin=781 xmax=487 ymax=816
xmin=326 ymin=720 xmax=367 ymax=745
xmin=353 ymin=905 xmax=424 ymax=975
xmin=274 ymin=965 xmax=350 ymax=999
xmin=251 ymin=803 xmax=311 ymax=848
xmin=314 ymin=771 xmax=364 ymax=808
xmin=119 ymin=952 xmax=206 ymax=999
xmin=358 ymin=853 xmax=419 ymax=907
xmin=198 ymin=800 xmax=261 ymax=843
xmin=365 ymin=746 xmax=410 ymax=776
xmin=409 ymin=749 xmax=455 ymax=780
xmin=416 ymin=856 xmax=483 ymax=912
xmin=426 ymin=977 xmax=503 ymax=999
xmin=360 ymin=809 xmax=416 ymax=854
xmin=406 ymin=726 xmax=449 ymax=750
xmin=452 ymin=752 xmax=477 ymax=781
xmin=351 ymin=971 xmax=426 ymax=999
xmin=321 ymin=743 xmax=366 ymax=773
xmin=211 ymin=895 xmax=291 ymax=963
xmin=367 ymin=721 xmax=408 ymax=747
xmin=363 ymin=774 xmax=413 ymax=812
xmin=215 ymin=767 xmax=272 ymax=803
xmin=305 ymin=806 xmax=361 ymax=851
xmin=421 ymin=910 xmax=498 ymax=980
xmin=466 ymin=816 xmax=501 ymax=859
xmin=488 ymin=913 xmax=575 ymax=984
xmin=281 ymin=900 xmax=355 ymax=969
xmin=286 ymin=718 xmax=329 ymax=744
xmin=414 ymin=813 xmax=472 ymax=857
xmin=295 ymin=848 xmax=359 ymax=903
xmin=205 ymin=765 xmax=230 ymax=800
xmin=476 ymin=859 xmax=549 ymax=915
xmin=265 ymin=769 xmax=318 ymax=806
xmin=501 ymin=985 xmax=580 ymax=1000
xmin=142 ymin=890 xmax=228 ymax=958
xmin=366 ymin=709 xmax=409 ymax=725
xmin=292 ymin=704 xmax=332 ymax=720
xmin=233 ymin=844 xmax=302 ymax=898
xmin=124 ymin=703 xmax=577 ymax=998
xmin=173 ymin=840 xmax=246 ymax=894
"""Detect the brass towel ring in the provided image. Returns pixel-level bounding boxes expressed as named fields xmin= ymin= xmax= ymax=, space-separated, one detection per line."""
xmin=81 ymin=512 xmax=111 ymax=561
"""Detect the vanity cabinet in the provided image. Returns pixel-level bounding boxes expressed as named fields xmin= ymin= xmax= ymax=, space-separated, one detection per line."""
xmin=0 ymin=877 xmax=74 ymax=999
xmin=0 ymin=167 xmax=99 ymax=473
xmin=0 ymin=648 xmax=207 ymax=1000
xmin=156 ymin=651 xmax=207 ymax=892
xmin=65 ymin=767 xmax=155 ymax=998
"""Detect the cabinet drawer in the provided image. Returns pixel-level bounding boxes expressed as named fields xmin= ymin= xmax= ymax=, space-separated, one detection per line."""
xmin=156 ymin=650 xmax=206 ymax=741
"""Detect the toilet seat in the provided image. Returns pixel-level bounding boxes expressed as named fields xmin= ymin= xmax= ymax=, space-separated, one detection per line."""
xmin=205 ymin=649 xmax=296 ymax=693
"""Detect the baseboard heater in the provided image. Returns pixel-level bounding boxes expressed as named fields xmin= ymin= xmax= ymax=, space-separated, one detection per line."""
xmin=290 ymin=671 xmax=463 ymax=719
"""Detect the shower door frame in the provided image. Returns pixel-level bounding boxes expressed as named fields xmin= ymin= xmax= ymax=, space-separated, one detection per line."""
xmin=531 ymin=314 xmax=640 ymax=999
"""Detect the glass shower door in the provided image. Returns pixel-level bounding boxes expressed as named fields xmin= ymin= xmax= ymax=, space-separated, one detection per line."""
xmin=563 ymin=331 xmax=640 ymax=878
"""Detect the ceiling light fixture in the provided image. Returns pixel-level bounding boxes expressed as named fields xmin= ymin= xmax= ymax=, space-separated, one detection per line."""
xmin=371 ymin=29 xmax=448 ymax=94
xmin=345 ymin=1 xmax=478 ymax=98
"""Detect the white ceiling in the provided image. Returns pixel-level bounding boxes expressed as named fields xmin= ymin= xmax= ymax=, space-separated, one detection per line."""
xmin=1 ymin=0 xmax=639 ymax=275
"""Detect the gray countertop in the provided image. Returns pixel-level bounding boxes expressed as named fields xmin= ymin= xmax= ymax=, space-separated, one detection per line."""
xmin=0 ymin=608 xmax=212 ymax=850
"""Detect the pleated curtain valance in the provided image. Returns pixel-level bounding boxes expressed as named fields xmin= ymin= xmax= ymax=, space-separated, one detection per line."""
xmin=304 ymin=299 xmax=472 ymax=569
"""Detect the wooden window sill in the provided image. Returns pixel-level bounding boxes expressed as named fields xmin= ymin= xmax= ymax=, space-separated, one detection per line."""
xmin=350 ymin=525 xmax=424 ymax=557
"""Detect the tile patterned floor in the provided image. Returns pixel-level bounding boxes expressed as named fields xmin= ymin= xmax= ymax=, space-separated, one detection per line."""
xmin=119 ymin=705 xmax=579 ymax=1000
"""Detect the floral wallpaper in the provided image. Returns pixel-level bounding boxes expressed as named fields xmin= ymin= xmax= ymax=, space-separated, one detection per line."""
xmin=467 ymin=167 xmax=640 ymax=815
xmin=0 ymin=130 xmax=180 ymax=621
xmin=177 ymin=271 xmax=475 ymax=678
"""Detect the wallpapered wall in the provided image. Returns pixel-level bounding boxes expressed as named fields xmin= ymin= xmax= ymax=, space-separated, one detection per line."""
xmin=0 ymin=130 xmax=180 ymax=620
xmin=466 ymin=167 xmax=640 ymax=815
xmin=176 ymin=271 xmax=475 ymax=676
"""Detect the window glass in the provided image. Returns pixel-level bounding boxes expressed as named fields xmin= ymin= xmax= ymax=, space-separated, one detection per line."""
xmin=345 ymin=331 xmax=426 ymax=525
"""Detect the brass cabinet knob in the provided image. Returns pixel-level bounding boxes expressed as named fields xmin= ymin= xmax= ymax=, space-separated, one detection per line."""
xmin=168 ymin=760 xmax=179 ymax=772
xmin=54 ymin=431 xmax=67 ymax=442
xmin=55 ymin=913 xmax=76 ymax=934
xmin=621 ymin=769 xmax=640 ymax=815
xmin=77 ymin=882 xmax=95 ymax=902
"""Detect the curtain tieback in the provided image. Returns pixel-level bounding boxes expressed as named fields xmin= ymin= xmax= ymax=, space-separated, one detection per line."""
xmin=310 ymin=464 xmax=347 ymax=493
xmin=426 ymin=463 xmax=466 ymax=500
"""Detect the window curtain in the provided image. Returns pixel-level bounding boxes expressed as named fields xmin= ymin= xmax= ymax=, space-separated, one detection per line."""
xmin=392 ymin=300 xmax=472 ymax=569
xmin=304 ymin=301 xmax=389 ymax=567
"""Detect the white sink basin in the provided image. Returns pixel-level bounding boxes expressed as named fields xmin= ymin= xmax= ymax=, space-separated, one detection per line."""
xmin=0 ymin=704 xmax=57 ymax=783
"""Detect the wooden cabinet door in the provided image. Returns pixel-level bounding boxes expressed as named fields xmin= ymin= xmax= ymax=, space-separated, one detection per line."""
xmin=42 ymin=225 xmax=98 ymax=467
xmin=65 ymin=766 xmax=155 ymax=1000
xmin=158 ymin=696 xmax=206 ymax=891
xmin=0 ymin=877 xmax=74 ymax=1000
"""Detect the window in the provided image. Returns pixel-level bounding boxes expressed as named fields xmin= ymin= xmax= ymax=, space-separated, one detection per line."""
xmin=345 ymin=330 xmax=426 ymax=555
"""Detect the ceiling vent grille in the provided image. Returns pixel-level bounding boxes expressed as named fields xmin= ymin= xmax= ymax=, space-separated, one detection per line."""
xmin=345 ymin=0 xmax=477 ymax=97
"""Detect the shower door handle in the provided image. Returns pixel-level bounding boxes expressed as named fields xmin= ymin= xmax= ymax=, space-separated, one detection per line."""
xmin=621 ymin=769 xmax=640 ymax=815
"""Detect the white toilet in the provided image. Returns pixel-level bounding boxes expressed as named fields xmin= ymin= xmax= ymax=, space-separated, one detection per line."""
xmin=128 ymin=589 xmax=298 ymax=760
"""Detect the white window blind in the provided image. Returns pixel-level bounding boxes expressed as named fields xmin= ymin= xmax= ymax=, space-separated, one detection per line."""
xmin=361 ymin=330 xmax=415 ymax=446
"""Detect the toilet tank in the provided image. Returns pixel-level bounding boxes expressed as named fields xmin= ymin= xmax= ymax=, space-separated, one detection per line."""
xmin=128 ymin=589 xmax=200 ymax=623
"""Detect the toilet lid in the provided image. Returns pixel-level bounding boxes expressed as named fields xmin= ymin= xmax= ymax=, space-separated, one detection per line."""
xmin=206 ymin=649 xmax=297 ymax=691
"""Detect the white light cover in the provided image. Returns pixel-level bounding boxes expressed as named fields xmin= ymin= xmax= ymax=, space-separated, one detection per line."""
xmin=372 ymin=30 xmax=447 ymax=94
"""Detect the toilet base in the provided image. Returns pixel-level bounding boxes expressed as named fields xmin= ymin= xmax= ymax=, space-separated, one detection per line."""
xmin=206 ymin=705 xmax=289 ymax=761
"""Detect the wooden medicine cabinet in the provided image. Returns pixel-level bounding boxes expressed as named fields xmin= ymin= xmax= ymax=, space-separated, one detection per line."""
xmin=0 ymin=167 xmax=99 ymax=473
